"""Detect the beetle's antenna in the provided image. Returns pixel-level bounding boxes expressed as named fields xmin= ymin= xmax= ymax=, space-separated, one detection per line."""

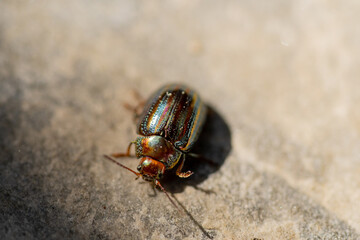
xmin=154 ymin=179 xmax=182 ymax=214
xmin=104 ymin=155 xmax=141 ymax=177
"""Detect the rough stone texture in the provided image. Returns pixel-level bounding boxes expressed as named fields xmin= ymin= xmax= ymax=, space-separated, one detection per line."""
xmin=1 ymin=1 xmax=360 ymax=239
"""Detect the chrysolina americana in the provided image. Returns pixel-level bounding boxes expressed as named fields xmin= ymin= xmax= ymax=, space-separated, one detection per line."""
xmin=104 ymin=84 xmax=207 ymax=208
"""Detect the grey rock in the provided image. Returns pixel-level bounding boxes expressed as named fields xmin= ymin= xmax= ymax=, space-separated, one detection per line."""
xmin=1 ymin=1 xmax=359 ymax=239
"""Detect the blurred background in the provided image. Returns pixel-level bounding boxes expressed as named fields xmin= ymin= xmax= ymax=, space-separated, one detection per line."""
xmin=1 ymin=1 xmax=359 ymax=239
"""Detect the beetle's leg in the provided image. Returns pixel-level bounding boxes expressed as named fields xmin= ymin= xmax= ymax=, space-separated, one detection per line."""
xmin=176 ymin=155 xmax=194 ymax=178
xmin=148 ymin=184 xmax=157 ymax=197
xmin=123 ymin=89 xmax=145 ymax=121
xmin=110 ymin=142 xmax=134 ymax=158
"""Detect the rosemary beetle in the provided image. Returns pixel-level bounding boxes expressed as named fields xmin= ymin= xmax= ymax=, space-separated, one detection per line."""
xmin=104 ymin=84 xmax=207 ymax=209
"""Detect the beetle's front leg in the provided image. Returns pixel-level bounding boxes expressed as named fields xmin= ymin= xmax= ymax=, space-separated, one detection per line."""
xmin=176 ymin=155 xmax=194 ymax=178
xmin=110 ymin=142 xmax=135 ymax=158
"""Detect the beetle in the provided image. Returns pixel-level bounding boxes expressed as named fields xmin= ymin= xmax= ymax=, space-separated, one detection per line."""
xmin=104 ymin=84 xmax=207 ymax=209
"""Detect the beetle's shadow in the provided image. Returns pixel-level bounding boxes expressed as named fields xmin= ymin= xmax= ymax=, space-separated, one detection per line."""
xmin=162 ymin=106 xmax=231 ymax=194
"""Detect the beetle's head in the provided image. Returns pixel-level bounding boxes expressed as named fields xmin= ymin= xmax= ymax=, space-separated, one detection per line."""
xmin=137 ymin=157 xmax=165 ymax=181
xmin=103 ymin=154 xmax=180 ymax=211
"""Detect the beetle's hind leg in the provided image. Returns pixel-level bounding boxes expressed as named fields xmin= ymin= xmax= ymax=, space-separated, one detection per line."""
xmin=176 ymin=155 xmax=194 ymax=178
xmin=123 ymin=89 xmax=146 ymax=121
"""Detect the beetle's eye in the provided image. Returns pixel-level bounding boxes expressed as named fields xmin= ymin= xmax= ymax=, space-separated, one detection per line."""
xmin=137 ymin=165 xmax=141 ymax=171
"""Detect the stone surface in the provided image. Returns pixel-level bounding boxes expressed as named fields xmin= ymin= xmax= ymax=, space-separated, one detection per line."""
xmin=1 ymin=1 xmax=360 ymax=239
